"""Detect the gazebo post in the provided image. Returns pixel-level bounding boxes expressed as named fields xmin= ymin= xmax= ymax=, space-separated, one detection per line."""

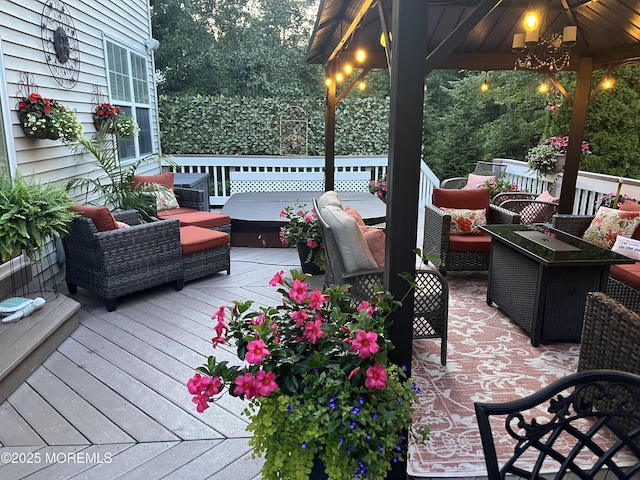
xmin=385 ymin=0 xmax=430 ymax=377
xmin=559 ymin=56 xmax=593 ymax=214
xmin=324 ymin=63 xmax=336 ymax=192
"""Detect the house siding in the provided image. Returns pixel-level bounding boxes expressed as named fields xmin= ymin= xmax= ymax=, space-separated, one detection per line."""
xmin=0 ymin=0 xmax=160 ymax=289
xmin=0 ymin=0 xmax=161 ymax=186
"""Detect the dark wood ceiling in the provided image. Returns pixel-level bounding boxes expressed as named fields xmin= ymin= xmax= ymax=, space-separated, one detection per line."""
xmin=306 ymin=0 xmax=640 ymax=72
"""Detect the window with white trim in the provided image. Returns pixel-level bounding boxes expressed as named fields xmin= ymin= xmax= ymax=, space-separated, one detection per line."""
xmin=106 ymin=40 xmax=152 ymax=159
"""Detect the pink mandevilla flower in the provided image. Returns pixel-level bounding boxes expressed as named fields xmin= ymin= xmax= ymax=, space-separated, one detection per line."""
xmin=187 ymin=373 xmax=222 ymax=412
xmin=253 ymin=370 xmax=278 ymax=396
xmin=290 ymin=308 xmax=309 ymax=327
xmin=303 ymin=319 xmax=325 ymax=344
xmin=246 ymin=339 xmax=270 ymax=364
xmin=306 ymin=239 xmax=318 ymax=249
xmin=307 ymin=289 xmax=326 ymax=310
xmin=357 ymin=301 xmax=375 ymax=316
xmin=365 ymin=364 xmax=387 ymax=389
xmin=251 ymin=313 xmax=266 ymax=326
xmin=351 ymin=330 xmax=380 ymax=358
xmin=233 ymin=372 xmax=257 ymax=398
xmin=289 ymin=279 xmax=309 ymax=303
xmin=269 ymin=270 xmax=285 ymax=286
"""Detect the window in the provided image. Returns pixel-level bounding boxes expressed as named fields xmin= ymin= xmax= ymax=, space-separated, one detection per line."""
xmin=105 ymin=40 xmax=152 ymax=159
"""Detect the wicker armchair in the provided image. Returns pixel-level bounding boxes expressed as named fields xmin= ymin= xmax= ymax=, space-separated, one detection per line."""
xmin=440 ymin=161 xmax=507 ymax=189
xmin=493 ymin=192 xmax=558 ymax=224
xmin=63 ymin=210 xmax=184 ymax=311
xmin=553 ymin=214 xmax=640 ymax=312
xmin=424 ymin=188 xmax=520 ymax=274
xmin=315 ymin=198 xmax=449 ymax=365
xmin=578 ymin=292 xmax=640 ymax=374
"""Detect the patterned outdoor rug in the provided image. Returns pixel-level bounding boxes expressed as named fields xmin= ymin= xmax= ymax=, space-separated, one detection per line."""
xmin=408 ymin=273 xmax=581 ymax=477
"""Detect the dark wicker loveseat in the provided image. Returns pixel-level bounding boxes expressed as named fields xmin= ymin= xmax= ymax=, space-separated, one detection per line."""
xmin=63 ymin=209 xmax=184 ymax=311
xmin=553 ymin=214 xmax=640 ymax=312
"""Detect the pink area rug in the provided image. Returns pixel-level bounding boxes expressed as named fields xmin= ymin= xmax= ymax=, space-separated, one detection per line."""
xmin=408 ymin=274 xmax=581 ymax=477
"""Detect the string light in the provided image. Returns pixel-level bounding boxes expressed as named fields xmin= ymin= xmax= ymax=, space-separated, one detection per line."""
xmin=344 ymin=64 xmax=353 ymax=75
xmin=537 ymin=82 xmax=549 ymax=94
xmin=325 ymin=78 xmax=332 ymax=87
xmin=355 ymin=49 xmax=366 ymax=63
xmin=358 ymin=81 xmax=366 ymax=91
xmin=480 ymin=73 xmax=489 ymax=92
xmin=603 ymin=77 xmax=614 ymax=89
xmin=336 ymin=72 xmax=344 ymax=83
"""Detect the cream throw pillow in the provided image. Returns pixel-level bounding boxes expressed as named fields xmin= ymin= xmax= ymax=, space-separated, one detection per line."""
xmin=317 ymin=191 xmax=343 ymax=211
xmin=320 ymin=205 xmax=377 ymax=272
xmin=582 ymin=206 xmax=640 ymax=249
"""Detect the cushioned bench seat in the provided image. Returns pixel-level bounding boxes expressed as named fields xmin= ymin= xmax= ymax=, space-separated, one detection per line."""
xmin=161 ymin=210 xmax=231 ymax=233
xmin=448 ymin=235 xmax=492 ymax=252
xmin=180 ymin=226 xmax=231 ymax=282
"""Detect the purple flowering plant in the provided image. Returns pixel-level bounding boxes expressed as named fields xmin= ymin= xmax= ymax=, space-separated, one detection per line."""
xmin=187 ymin=270 xmax=428 ymax=480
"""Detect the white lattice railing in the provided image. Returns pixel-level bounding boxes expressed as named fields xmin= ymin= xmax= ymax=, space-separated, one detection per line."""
xmin=169 ymin=155 xmax=639 ymax=215
xmin=171 ymin=155 xmax=440 ymax=207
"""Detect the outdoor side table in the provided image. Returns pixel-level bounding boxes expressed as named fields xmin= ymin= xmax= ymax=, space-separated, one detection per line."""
xmin=173 ymin=172 xmax=211 ymax=211
xmin=480 ymin=224 xmax=635 ymax=347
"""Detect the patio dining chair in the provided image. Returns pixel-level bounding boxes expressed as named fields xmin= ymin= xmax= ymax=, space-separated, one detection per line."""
xmin=474 ymin=369 xmax=640 ymax=479
xmin=440 ymin=161 xmax=507 ymax=189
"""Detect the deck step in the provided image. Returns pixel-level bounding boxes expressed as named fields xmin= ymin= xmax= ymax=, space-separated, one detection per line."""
xmin=0 ymin=295 xmax=80 ymax=404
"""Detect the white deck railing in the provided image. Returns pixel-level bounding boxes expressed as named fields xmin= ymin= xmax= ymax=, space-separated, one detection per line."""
xmin=171 ymin=154 xmax=640 ymax=215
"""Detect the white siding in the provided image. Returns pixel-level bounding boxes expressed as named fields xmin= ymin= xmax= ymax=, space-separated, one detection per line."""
xmin=0 ymin=0 xmax=161 ymax=188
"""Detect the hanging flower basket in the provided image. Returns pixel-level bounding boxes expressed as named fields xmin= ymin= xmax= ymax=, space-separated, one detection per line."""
xmin=16 ymin=93 xmax=82 ymax=142
xmin=92 ymin=114 xmax=115 ymax=134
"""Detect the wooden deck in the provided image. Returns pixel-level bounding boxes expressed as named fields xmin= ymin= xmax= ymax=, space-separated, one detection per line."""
xmin=0 ymin=241 xmax=494 ymax=480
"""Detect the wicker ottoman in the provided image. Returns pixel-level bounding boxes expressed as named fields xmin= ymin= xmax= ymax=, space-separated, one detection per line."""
xmin=180 ymin=226 xmax=231 ymax=282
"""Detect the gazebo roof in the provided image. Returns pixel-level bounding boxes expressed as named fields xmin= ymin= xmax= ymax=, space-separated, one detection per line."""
xmin=307 ymin=0 xmax=640 ymax=72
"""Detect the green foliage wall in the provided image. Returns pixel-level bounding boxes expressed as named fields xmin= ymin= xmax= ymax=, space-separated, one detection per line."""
xmin=159 ymin=94 xmax=390 ymax=156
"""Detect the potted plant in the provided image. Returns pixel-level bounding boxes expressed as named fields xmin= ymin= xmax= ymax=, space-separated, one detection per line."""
xmin=93 ymin=103 xmax=140 ymax=138
xmin=483 ymin=177 xmax=523 ymax=204
xmin=279 ymin=203 xmax=326 ymax=275
xmin=17 ymin=92 xmax=83 ymax=143
xmin=187 ymin=270 xmax=428 ymax=480
xmin=525 ymin=144 xmax=559 ymax=176
xmin=0 ymin=171 xmax=75 ymax=262
xmin=369 ymin=175 xmax=387 ymax=203
xmin=66 ymin=135 xmax=175 ymax=218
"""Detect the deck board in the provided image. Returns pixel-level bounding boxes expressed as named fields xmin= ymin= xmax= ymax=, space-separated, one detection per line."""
xmin=43 ymin=351 xmax=179 ymax=443
xmin=0 ymin=221 xmax=489 ymax=479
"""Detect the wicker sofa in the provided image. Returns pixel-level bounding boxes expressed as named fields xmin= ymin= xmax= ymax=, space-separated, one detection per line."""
xmin=314 ymin=192 xmax=449 ymax=365
xmin=133 ymin=172 xmax=231 ymax=235
xmin=553 ymin=214 xmax=640 ymax=312
xmin=63 ymin=207 xmax=230 ymax=311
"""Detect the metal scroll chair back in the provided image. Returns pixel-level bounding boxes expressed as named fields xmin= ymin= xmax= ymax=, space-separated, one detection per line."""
xmin=474 ymin=370 xmax=640 ymax=479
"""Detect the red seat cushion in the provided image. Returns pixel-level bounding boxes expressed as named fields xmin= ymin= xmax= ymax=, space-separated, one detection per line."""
xmin=610 ymin=262 xmax=640 ymax=291
xmin=448 ymin=234 xmax=491 ymax=252
xmin=72 ymin=205 xmax=118 ymax=232
xmin=180 ymin=226 xmax=230 ymax=255
xmin=169 ymin=212 xmax=231 ymax=229
xmin=132 ymin=172 xmax=174 ymax=189
xmin=157 ymin=207 xmax=199 ymax=218
xmin=620 ymin=201 xmax=640 ymax=240
xmin=433 ymin=187 xmax=490 ymax=213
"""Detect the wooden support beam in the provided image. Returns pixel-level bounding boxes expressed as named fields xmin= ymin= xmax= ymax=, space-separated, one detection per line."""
xmin=559 ymin=56 xmax=593 ymax=214
xmin=324 ymin=63 xmax=337 ymax=192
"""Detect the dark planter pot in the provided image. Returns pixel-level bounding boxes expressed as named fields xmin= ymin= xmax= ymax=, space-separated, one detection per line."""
xmin=93 ymin=115 xmax=115 ymax=133
xmin=18 ymin=111 xmax=59 ymax=140
xmin=296 ymin=242 xmax=325 ymax=276
xmin=310 ymin=455 xmax=328 ymax=480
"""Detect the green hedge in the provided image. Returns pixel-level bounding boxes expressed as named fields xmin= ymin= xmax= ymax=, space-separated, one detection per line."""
xmin=158 ymin=94 xmax=390 ymax=156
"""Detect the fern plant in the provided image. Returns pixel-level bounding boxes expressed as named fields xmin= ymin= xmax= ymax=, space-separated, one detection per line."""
xmin=0 ymin=171 xmax=75 ymax=262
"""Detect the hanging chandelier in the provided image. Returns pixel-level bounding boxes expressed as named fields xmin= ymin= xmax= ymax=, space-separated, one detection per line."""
xmin=512 ymin=8 xmax=577 ymax=71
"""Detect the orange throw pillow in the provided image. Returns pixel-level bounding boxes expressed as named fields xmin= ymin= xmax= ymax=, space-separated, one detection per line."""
xmin=362 ymin=227 xmax=385 ymax=267
xmin=345 ymin=206 xmax=366 ymax=227
xmin=72 ymin=205 xmax=118 ymax=232
xmin=621 ymin=201 xmax=640 ymax=240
